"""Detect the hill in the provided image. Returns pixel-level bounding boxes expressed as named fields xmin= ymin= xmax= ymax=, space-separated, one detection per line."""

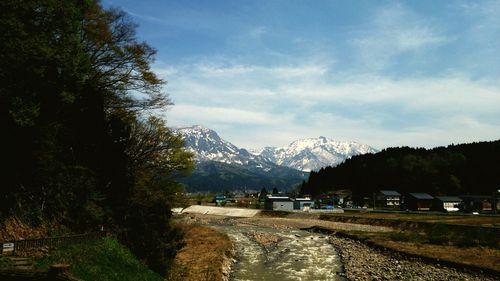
xmin=301 ymin=140 xmax=500 ymax=198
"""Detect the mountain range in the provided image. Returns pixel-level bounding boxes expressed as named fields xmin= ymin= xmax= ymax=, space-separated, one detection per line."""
xmin=174 ymin=125 xmax=377 ymax=192
xmin=251 ymin=136 xmax=377 ymax=172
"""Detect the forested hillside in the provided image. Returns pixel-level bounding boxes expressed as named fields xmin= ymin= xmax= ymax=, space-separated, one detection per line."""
xmin=301 ymin=140 xmax=500 ymax=199
xmin=0 ymin=0 xmax=192 ymax=276
xmin=180 ymin=161 xmax=307 ymax=192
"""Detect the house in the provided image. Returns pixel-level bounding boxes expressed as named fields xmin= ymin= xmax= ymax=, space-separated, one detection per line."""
xmin=460 ymin=195 xmax=493 ymax=212
xmin=264 ymin=196 xmax=294 ymax=211
xmin=214 ymin=195 xmax=227 ymax=206
xmin=376 ymin=190 xmax=401 ymax=208
xmin=433 ymin=196 xmax=462 ymax=212
xmin=293 ymin=198 xmax=315 ymax=211
xmin=405 ymin=193 xmax=434 ymax=211
xmin=214 ymin=195 xmax=235 ymax=205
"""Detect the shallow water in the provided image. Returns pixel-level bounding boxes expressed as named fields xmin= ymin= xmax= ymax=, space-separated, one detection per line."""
xmin=212 ymin=222 xmax=346 ymax=281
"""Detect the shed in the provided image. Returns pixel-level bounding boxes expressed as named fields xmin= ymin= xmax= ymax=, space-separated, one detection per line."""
xmin=434 ymin=196 xmax=462 ymax=212
xmin=265 ymin=196 xmax=294 ymax=211
xmin=405 ymin=193 xmax=434 ymax=211
xmin=293 ymin=198 xmax=315 ymax=211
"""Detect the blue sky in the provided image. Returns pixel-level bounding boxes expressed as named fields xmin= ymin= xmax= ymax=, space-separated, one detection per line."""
xmin=103 ymin=0 xmax=500 ymax=149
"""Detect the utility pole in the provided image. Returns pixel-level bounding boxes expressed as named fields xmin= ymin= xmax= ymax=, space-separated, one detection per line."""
xmin=494 ymin=189 xmax=500 ymax=214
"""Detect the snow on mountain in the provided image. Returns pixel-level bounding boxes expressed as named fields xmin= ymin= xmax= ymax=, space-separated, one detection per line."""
xmin=174 ymin=125 xmax=273 ymax=169
xmin=253 ymin=136 xmax=378 ymax=172
xmin=175 ymin=125 xmax=308 ymax=192
xmin=175 ymin=125 xmax=377 ymax=173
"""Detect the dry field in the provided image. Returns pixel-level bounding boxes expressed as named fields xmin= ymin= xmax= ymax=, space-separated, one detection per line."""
xmin=171 ymin=223 xmax=234 ymax=281
xmin=332 ymin=211 xmax=500 ymax=226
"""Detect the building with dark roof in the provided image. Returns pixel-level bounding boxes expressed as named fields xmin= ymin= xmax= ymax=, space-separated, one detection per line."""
xmin=375 ymin=190 xmax=401 ymax=208
xmin=405 ymin=193 xmax=434 ymax=211
xmin=433 ymin=196 xmax=462 ymax=212
xmin=460 ymin=195 xmax=493 ymax=212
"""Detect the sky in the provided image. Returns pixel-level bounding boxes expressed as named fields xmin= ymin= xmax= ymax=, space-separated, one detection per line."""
xmin=102 ymin=0 xmax=500 ymax=150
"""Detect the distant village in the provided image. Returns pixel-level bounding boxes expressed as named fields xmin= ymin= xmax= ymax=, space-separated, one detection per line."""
xmin=205 ymin=189 xmax=500 ymax=214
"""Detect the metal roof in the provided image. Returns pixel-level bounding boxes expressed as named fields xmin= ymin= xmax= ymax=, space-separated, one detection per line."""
xmin=379 ymin=190 xmax=401 ymax=196
xmin=408 ymin=193 xmax=434 ymax=200
xmin=435 ymin=196 xmax=462 ymax=202
xmin=267 ymin=196 xmax=293 ymax=201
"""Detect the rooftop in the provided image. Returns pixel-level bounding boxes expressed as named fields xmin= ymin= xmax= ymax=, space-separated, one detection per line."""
xmin=379 ymin=190 xmax=400 ymax=196
xmin=408 ymin=193 xmax=434 ymax=200
xmin=435 ymin=196 xmax=462 ymax=202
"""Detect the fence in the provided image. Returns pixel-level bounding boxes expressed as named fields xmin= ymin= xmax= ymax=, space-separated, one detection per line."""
xmin=1 ymin=232 xmax=106 ymax=255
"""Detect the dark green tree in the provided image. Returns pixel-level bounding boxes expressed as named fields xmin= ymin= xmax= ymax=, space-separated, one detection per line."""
xmin=0 ymin=0 xmax=193 ymax=275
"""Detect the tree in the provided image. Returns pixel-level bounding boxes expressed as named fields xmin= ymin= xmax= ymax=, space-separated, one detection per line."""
xmin=259 ymin=188 xmax=268 ymax=201
xmin=0 ymin=0 xmax=193 ymax=275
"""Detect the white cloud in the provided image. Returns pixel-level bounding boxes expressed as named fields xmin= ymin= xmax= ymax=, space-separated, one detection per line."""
xmin=350 ymin=4 xmax=450 ymax=70
xmin=194 ymin=63 xmax=329 ymax=78
xmin=156 ymin=60 xmax=500 ymax=150
xmin=249 ymin=26 xmax=267 ymax=38
xmin=164 ymin=104 xmax=293 ymax=126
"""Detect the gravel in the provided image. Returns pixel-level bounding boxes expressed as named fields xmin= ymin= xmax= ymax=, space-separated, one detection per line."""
xmin=181 ymin=214 xmax=499 ymax=281
xmin=329 ymin=236 xmax=499 ymax=281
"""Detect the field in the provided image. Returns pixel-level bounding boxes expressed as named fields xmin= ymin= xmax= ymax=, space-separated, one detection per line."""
xmin=331 ymin=210 xmax=500 ymax=226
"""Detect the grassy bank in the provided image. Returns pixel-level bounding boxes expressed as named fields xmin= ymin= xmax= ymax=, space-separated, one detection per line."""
xmin=171 ymin=223 xmax=234 ymax=281
xmin=34 ymin=237 xmax=163 ymax=281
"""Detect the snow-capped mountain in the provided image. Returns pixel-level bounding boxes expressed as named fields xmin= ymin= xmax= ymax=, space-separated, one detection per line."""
xmin=176 ymin=125 xmax=377 ymax=173
xmin=252 ymin=136 xmax=378 ymax=172
xmin=174 ymin=125 xmax=307 ymax=192
xmin=174 ymin=125 xmax=274 ymax=169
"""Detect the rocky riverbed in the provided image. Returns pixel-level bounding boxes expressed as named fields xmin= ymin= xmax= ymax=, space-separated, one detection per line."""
xmin=184 ymin=213 xmax=498 ymax=281
xmin=329 ymin=236 xmax=498 ymax=281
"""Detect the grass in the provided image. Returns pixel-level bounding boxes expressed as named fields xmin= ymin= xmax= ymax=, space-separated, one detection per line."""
xmin=172 ymin=223 xmax=234 ymax=281
xmin=34 ymin=237 xmax=163 ymax=281
xmin=0 ymin=256 xmax=13 ymax=268
xmin=332 ymin=229 xmax=500 ymax=272
xmin=333 ymin=210 xmax=500 ymax=226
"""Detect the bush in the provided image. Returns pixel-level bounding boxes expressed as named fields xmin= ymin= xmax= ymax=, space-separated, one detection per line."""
xmin=35 ymin=237 xmax=163 ymax=281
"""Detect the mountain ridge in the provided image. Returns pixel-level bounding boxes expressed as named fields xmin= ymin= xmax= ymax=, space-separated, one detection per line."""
xmin=252 ymin=136 xmax=378 ymax=172
xmin=175 ymin=125 xmax=377 ymax=172
xmin=174 ymin=125 xmax=308 ymax=192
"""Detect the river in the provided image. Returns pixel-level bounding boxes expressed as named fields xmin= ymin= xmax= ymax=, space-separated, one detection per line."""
xmin=211 ymin=220 xmax=347 ymax=281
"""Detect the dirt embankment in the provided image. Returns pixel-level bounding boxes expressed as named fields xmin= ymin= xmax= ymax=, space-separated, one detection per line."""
xmin=0 ymin=217 xmax=47 ymax=242
xmin=172 ymin=222 xmax=235 ymax=281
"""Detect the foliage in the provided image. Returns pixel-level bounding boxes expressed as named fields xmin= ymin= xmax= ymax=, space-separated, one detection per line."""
xmin=35 ymin=237 xmax=163 ymax=281
xmin=0 ymin=0 xmax=193 ymax=276
xmin=301 ymin=141 xmax=500 ymax=199
xmin=180 ymin=160 xmax=307 ymax=192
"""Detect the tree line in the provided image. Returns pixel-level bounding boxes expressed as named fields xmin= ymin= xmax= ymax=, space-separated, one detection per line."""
xmin=300 ymin=140 xmax=500 ymax=200
xmin=0 ymin=0 xmax=193 ymax=275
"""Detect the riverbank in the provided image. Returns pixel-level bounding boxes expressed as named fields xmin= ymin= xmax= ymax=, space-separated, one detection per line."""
xmin=171 ymin=222 xmax=234 ymax=281
xmin=329 ymin=235 xmax=498 ymax=281
xmin=259 ymin=210 xmax=500 ymax=273
xmin=175 ymin=211 xmax=498 ymax=280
